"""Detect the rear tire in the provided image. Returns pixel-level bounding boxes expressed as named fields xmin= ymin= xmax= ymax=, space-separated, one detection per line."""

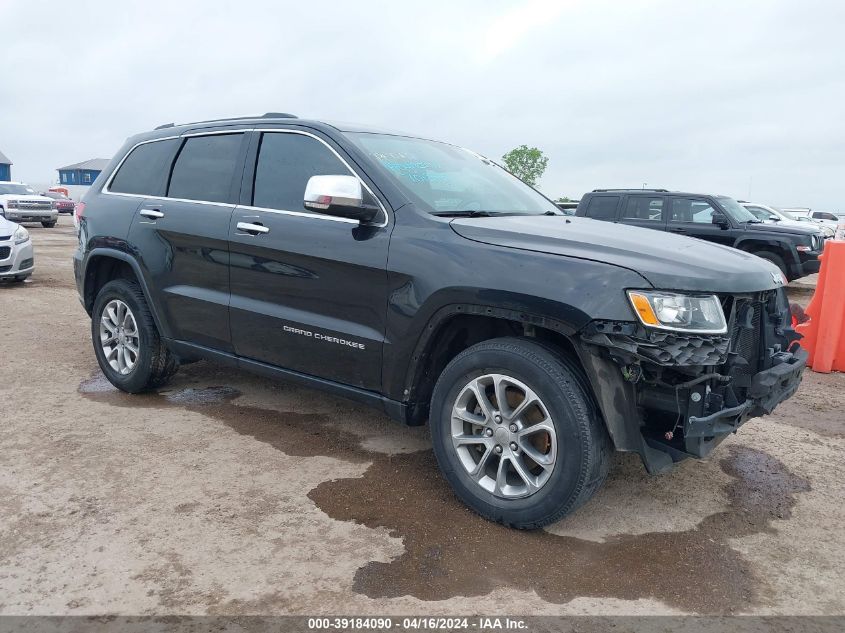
xmin=753 ymin=250 xmax=789 ymax=279
xmin=91 ymin=279 xmax=178 ymax=393
xmin=430 ymin=337 xmax=611 ymax=529
xmin=41 ymin=221 xmax=56 ymax=228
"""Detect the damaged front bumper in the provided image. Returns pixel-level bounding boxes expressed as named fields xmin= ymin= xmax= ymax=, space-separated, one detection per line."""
xmin=576 ymin=289 xmax=806 ymax=473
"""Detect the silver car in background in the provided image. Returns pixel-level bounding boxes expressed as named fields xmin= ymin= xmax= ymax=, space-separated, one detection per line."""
xmin=742 ymin=202 xmax=836 ymax=238
xmin=0 ymin=216 xmax=34 ymax=282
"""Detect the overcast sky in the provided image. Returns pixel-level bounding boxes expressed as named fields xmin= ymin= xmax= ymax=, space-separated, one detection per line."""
xmin=2 ymin=0 xmax=843 ymax=209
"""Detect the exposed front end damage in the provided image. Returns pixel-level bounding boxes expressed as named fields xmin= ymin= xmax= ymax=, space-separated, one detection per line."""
xmin=576 ymin=288 xmax=807 ymax=473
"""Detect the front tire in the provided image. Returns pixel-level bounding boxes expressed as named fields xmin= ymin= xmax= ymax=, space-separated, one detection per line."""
xmin=91 ymin=279 xmax=178 ymax=392
xmin=430 ymin=337 xmax=611 ymax=529
xmin=41 ymin=220 xmax=57 ymax=228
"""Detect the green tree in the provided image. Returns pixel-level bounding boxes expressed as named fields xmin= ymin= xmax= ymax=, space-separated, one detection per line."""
xmin=501 ymin=145 xmax=549 ymax=187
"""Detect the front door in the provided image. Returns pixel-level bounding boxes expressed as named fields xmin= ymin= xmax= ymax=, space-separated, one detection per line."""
xmin=228 ymin=130 xmax=390 ymax=390
xmin=666 ymin=197 xmax=736 ymax=247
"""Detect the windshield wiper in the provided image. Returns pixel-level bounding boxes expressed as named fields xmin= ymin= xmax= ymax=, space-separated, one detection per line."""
xmin=431 ymin=210 xmax=498 ymax=218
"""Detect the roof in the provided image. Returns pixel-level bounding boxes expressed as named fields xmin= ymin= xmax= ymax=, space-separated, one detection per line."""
xmin=136 ymin=114 xmax=419 ymax=144
xmin=58 ymin=158 xmax=110 ymax=172
xmin=0 ymin=149 xmax=12 ymax=165
xmin=588 ymin=189 xmax=732 ymax=198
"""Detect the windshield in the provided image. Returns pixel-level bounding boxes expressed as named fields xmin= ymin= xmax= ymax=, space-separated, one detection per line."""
xmin=716 ymin=196 xmax=758 ymax=222
xmin=346 ymin=133 xmax=560 ymax=216
xmin=0 ymin=183 xmax=36 ymax=195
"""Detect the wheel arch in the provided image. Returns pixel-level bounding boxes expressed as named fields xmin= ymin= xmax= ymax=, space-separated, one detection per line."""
xmin=402 ymin=303 xmax=593 ymax=426
xmin=735 ymin=237 xmax=797 ymax=263
xmin=82 ymin=249 xmax=171 ymax=338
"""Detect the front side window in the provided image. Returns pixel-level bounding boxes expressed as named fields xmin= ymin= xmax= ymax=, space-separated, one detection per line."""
xmin=346 ymin=133 xmax=559 ymax=216
xmin=253 ymin=133 xmax=352 ymax=212
xmin=109 ymin=139 xmax=178 ymax=196
xmin=585 ymin=195 xmax=620 ymax=220
xmin=670 ymin=198 xmax=717 ymax=223
xmin=623 ymin=196 xmax=664 ymax=221
xmin=168 ymin=134 xmax=243 ymax=203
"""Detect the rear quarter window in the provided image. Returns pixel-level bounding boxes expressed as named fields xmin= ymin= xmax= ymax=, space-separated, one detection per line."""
xmin=108 ymin=139 xmax=178 ymax=196
xmin=584 ymin=195 xmax=620 ymax=220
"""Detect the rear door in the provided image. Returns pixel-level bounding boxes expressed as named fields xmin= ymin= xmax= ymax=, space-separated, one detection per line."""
xmin=127 ymin=130 xmax=248 ymax=352
xmin=618 ymin=194 xmax=667 ymax=232
xmin=581 ymin=194 xmax=621 ymax=222
xmin=666 ymin=196 xmax=737 ymax=247
xmin=227 ymin=129 xmax=390 ymax=390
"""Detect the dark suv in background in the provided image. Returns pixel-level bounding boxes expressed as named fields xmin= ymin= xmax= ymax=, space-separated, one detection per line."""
xmin=575 ymin=189 xmax=825 ymax=281
xmin=74 ymin=115 xmax=806 ymax=528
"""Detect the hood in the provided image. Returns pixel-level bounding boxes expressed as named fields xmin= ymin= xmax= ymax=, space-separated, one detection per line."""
xmin=0 ymin=193 xmax=53 ymax=202
xmin=0 ymin=216 xmax=18 ymax=237
xmin=450 ymin=215 xmax=784 ymax=293
xmin=744 ymin=220 xmax=820 ymax=237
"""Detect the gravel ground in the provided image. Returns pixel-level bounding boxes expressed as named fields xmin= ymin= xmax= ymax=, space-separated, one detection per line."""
xmin=0 ymin=219 xmax=843 ymax=616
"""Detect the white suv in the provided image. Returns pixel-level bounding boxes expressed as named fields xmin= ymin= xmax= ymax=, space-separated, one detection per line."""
xmin=0 ymin=181 xmax=58 ymax=228
xmin=786 ymin=209 xmax=843 ymax=232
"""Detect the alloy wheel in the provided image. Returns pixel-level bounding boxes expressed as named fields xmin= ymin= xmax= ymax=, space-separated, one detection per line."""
xmin=451 ymin=373 xmax=557 ymax=499
xmin=99 ymin=299 xmax=140 ymax=375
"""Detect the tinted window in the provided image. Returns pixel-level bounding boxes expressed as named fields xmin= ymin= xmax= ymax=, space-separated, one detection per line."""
xmin=253 ymin=133 xmax=352 ymax=212
xmin=109 ymin=139 xmax=178 ymax=195
xmin=168 ymin=134 xmax=243 ymax=203
xmin=623 ymin=196 xmax=664 ymax=221
xmin=584 ymin=196 xmax=620 ymax=220
xmin=670 ymin=198 xmax=717 ymax=223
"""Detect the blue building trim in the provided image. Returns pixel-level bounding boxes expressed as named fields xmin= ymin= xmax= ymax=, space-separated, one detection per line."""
xmin=0 ymin=164 xmax=10 ymax=181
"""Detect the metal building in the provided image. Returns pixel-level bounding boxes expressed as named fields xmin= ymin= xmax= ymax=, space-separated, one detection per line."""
xmin=0 ymin=149 xmax=12 ymax=181
xmin=57 ymin=158 xmax=110 ymax=186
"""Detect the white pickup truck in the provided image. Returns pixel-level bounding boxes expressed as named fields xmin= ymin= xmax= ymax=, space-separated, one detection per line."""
xmin=0 ymin=181 xmax=58 ymax=228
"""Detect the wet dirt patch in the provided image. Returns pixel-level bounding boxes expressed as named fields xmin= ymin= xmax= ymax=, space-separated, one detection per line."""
xmin=80 ymin=372 xmax=810 ymax=614
xmin=310 ymin=447 xmax=809 ymax=613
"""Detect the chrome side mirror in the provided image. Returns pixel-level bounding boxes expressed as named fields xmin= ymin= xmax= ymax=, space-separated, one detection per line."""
xmin=304 ymin=175 xmax=379 ymax=223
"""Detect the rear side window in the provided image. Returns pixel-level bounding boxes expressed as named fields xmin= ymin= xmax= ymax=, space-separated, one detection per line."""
xmin=584 ymin=195 xmax=620 ymax=220
xmin=252 ymin=132 xmax=352 ymax=212
xmin=108 ymin=139 xmax=178 ymax=196
xmin=168 ymin=134 xmax=244 ymax=203
xmin=622 ymin=196 xmax=664 ymax=221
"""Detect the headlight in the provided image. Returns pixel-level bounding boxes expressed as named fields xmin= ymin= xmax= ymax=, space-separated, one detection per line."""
xmin=7 ymin=200 xmax=19 ymax=209
xmin=627 ymin=291 xmax=727 ymax=334
xmin=13 ymin=225 xmax=29 ymax=245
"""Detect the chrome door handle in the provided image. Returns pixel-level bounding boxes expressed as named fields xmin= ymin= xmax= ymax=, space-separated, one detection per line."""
xmin=140 ymin=209 xmax=164 ymax=219
xmin=237 ymin=221 xmax=270 ymax=235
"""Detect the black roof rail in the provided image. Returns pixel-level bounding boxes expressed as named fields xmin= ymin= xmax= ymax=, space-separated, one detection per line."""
xmin=154 ymin=113 xmax=298 ymax=131
xmin=592 ymin=188 xmax=669 ymax=193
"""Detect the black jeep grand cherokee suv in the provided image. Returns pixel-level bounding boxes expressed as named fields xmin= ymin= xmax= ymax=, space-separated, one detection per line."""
xmin=74 ymin=114 xmax=806 ymax=529
xmin=576 ymin=188 xmax=825 ymax=281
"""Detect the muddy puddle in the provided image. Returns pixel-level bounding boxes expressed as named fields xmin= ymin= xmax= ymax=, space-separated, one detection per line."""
xmin=79 ymin=372 xmax=810 ymax=613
